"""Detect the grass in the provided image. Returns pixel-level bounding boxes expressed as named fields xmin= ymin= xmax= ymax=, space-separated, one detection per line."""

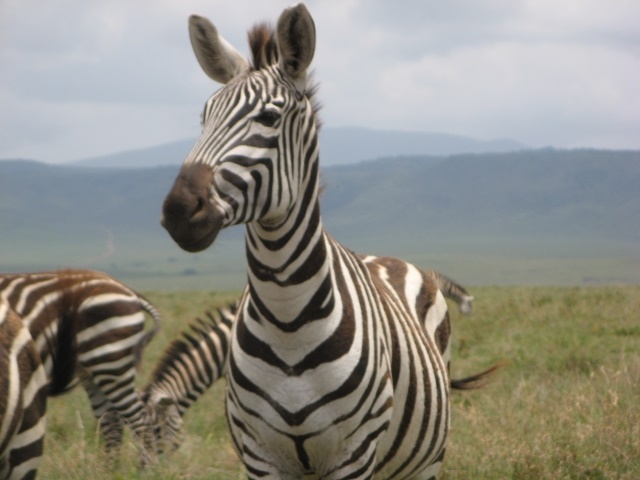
xmin=38 ymin=285 xmax=640 ymax=479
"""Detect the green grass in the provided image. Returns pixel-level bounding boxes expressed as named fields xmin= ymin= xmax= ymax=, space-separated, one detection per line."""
xmin=38 ymin=286 xmax=640 ymax=479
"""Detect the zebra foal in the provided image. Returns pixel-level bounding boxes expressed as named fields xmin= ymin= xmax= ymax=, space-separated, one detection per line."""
xmin=0 ymin=302 xmax=48 ymax=480
xmin=160 ymin=4 xmax=490 ymax=478
xmin=0 ymin=269 xmax=161 ymax=457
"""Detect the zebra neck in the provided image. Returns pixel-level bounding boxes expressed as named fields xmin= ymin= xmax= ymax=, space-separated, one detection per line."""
xmin=245 ymin=194 xmax=335 ymax=329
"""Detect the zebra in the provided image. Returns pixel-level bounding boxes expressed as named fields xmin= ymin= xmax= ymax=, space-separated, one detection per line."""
xmin=0 ymin=269 xmax=161 ymax=458
xmin=142 ymin=303 xmax=236 ymax=455
xmin=161 ymin=4 xmax=493 ymax=478
xmin=0 ymin=302 xmax=48 ymax=480
xmin=142 ymin=269 xmax=480 ymax=458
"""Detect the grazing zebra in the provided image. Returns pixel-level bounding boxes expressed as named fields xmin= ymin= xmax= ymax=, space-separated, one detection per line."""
xmin=0 ymin=269 xmax=161 ymax=457
xmin=0 ymin=302 xmax=48 ymax=480
xmin=160 ymin=5 xmax=494 ymax=478
xmin=143 ymin=303 xmax=236 ymax=455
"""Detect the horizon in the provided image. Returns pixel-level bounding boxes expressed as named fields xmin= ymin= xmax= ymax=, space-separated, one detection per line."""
xmin=2 ymin=124 xmax=639 ymax=167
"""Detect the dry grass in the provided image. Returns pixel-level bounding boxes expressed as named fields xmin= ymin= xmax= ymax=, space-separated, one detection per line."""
xmin=38 ymin=286 xmax=640 ymax=479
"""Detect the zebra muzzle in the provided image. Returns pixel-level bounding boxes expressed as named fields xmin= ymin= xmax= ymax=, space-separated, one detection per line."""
xmin=161 ymin=163 xmax=223 ymax=252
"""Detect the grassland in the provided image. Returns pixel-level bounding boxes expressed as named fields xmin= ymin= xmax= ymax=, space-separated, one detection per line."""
xmin=39 ymin=285 xmax=640 ymax=479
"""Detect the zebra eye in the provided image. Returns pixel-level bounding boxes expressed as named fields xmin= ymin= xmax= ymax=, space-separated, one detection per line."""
xmin=254 ymin=110 xmax=280 ymax=127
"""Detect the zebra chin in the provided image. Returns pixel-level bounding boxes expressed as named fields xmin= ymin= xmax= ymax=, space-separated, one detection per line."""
xmin=161 ymin=163 xmax=225 ymax=253
xmin=165 ymin=221 xmax=222 ymax=253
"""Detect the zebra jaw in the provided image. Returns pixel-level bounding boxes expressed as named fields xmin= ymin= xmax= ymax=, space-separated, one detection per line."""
xmin=162 ymin=162 xmax=224 ymax=252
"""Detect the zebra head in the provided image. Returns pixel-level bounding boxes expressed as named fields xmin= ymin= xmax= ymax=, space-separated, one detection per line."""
xmin=162 ymin=4 xmax=318 ymax=252
xmin=144 ymin=391 xmax=184 ymax=456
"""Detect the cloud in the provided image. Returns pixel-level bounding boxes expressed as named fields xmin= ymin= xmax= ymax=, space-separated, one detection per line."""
xmin=312 ymin=0 xmax=640 ymax=148
xmin=370 ymin=40 xmax=640 ymax=146
xmin=0 ymin=0 xmax=639 ymax=163
xmin=0 ymin=95 xmax=200 ymax=162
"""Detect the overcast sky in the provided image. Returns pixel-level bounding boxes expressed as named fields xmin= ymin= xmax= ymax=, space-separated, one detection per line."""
xmin=1 ymin=0 xmax=638 ymax=163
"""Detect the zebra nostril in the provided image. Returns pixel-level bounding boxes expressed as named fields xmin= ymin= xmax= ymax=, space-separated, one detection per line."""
xmin=191 ymin=196 xmax=207 ymax=221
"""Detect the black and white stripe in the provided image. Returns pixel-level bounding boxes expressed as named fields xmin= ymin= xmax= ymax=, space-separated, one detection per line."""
xmin=143 ymin=303 xmax=236 ymax=454
xmin=0 ymin=302 xmax=48 ymax=480
xmin=424 ymin=269 xmax=474 ymax=316
xmin=142 ymin=267 xmax=476 ymax=458
xmin=0 ymin=269 xmax=161 ymax=456
xmin=160 ymin=5 xmax=488 ymax=478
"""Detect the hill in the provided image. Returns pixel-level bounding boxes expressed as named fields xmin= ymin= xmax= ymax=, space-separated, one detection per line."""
xmin=69 ymin=126 xmax=526 ymax=168
xmin=1 ymin=149 xmax=638 ymax=289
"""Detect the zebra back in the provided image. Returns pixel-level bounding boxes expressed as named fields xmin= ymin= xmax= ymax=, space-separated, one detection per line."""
xmin=143 ymin=303 xmax=236 ymax=454
xmin=0 ymin=302 xmax=48 ymax=480
xmin=425 ymin=270 xmax=474 ymax=315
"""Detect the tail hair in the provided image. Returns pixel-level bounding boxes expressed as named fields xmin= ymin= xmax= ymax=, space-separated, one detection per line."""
xmin=133 ymin=296 xmax=163 ymax=366
xmin=450 ymin=360 xmax=507 ymax=390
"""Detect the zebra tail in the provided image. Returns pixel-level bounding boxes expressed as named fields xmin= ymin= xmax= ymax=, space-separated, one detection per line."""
xmin=134 ymin=296 xmax=163 ymax=365
xmin=450 ymin=360 xmax=507 ymax=390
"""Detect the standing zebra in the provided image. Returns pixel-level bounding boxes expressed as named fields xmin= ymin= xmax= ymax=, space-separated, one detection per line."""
xmin=0 ymin=269 xmax=161 ymax=457
xmin=143 ymin=268 xmax=483 ymax=459
xmin=0 ymin=302 xmax=48 ymax=480
xmin=161 ymin=4 xmax=485 ymax=478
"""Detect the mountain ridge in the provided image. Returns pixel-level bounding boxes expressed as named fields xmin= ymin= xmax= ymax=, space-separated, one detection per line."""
xmin=52 ymin=126 xmax=528 ymax=168
xmin=1 ymin=148 xmax=638 ymax=287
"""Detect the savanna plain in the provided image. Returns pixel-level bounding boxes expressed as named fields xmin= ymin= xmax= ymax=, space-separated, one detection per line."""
xmin=40 ymin=285 xmax=640 ymax=479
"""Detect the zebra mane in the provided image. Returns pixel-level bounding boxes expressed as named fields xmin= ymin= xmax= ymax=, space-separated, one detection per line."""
xmin=247 ymin=23 xmax=322 ymax=129
xmin=248 ymin=22 xmax=279 ymax=71
xmin=146 ymin=303 xmax=236 ymax=388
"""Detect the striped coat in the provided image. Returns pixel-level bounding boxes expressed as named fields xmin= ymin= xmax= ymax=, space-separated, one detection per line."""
xmin=143 ymin=268 xmax=483 ymax=458
xmin=0 ymin=302 xmax=48 ymax=480
xmin=161 ymin=4 xmax=494 ymax=478
xmin=0 ymin=269 xmax=161 ymax=455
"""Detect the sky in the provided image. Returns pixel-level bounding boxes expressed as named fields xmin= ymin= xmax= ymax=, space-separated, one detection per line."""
xmin=1 ymin=0 xmax=639 ymax=164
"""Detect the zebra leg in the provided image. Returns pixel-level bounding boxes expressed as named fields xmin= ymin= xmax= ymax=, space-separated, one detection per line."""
xmin=83 ymin=378 xmax=123 ymax=453
xmin=0 ymin=304 xmax=48 ymax=480
xmin=99 ymin=410 xmax=124 ymax=454
xmin=409 ymin=448 xmax=446 ymax=480
xmin=83 ymin=376 xmax=154 ymax=465
xmin=228 ymin=414 xmax=379 ymax=480
xmin=226 ymin=413 xmax=303 ymax=480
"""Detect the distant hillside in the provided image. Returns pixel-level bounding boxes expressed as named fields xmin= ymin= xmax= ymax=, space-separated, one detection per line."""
xmin=322 ymin=149 xmax=640 ymax=244
xmin=69 ymin=126 xmax=526 ymax=168
xmin=319 ymin=127 xmax=525 ymax=166
xmin=1 ymin=149 xmax=638 ymax=288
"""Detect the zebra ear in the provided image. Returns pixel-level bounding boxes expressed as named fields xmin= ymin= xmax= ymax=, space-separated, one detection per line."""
xmin=188 ymin=15 xmax=250 ymax=84
xmin=276 ymin=3 xmax=316 ymax=85
xmin=150 ymin=390 xmax=175 ymax=409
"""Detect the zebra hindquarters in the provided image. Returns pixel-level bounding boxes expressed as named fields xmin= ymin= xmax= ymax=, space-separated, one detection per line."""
xmin=0 ymin=306 xmax=48 ymax=480
xmin=76 ymin=303 xmax=154 ymax=464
